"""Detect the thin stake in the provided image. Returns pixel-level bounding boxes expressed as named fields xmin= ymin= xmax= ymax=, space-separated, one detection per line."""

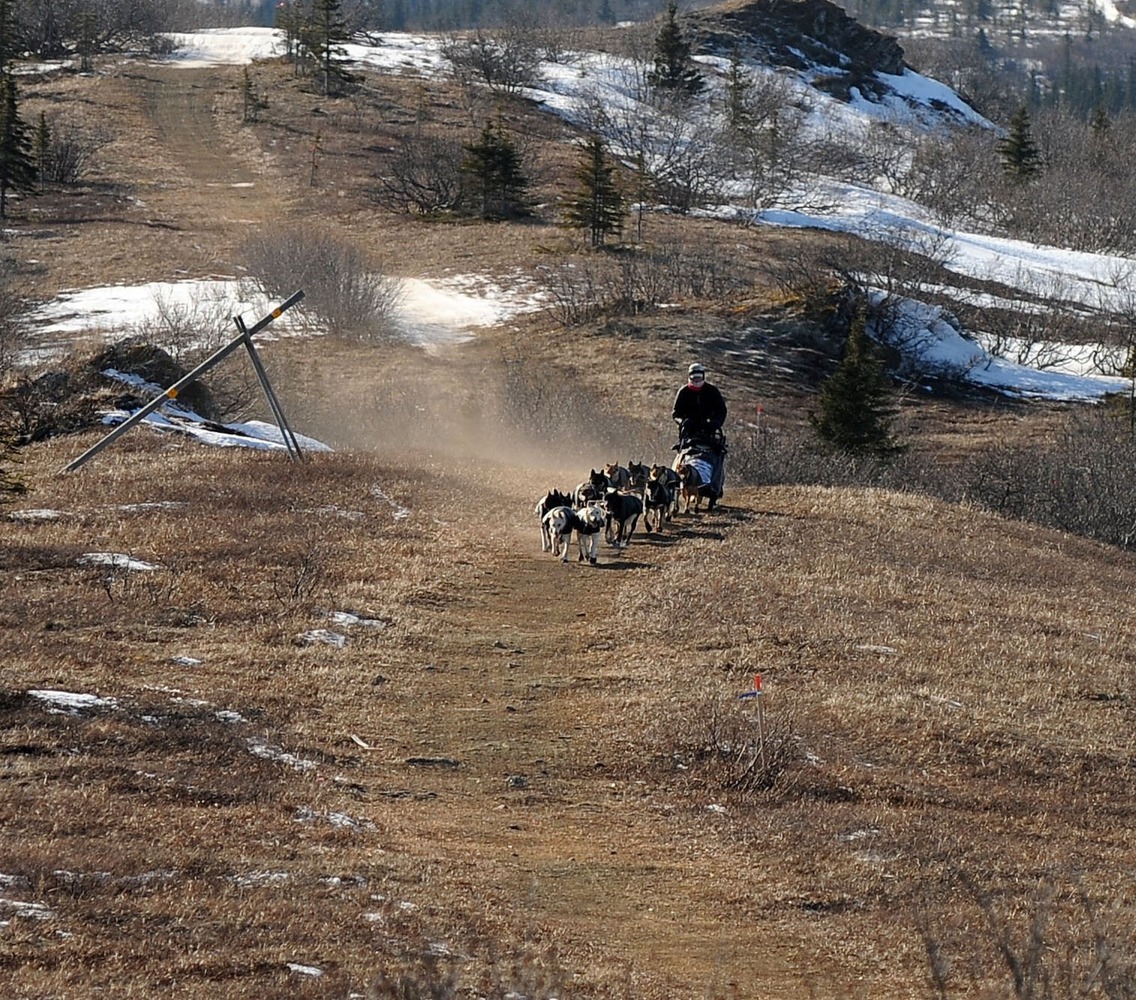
xmin=61 ymin=291 xmax=304 ymax=473
xmin=235 ymin=315 xmax=303 ymax=462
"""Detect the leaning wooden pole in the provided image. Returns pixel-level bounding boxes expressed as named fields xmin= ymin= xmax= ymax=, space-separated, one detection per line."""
xmin=61 ymin=291 xmax=304 ymax=474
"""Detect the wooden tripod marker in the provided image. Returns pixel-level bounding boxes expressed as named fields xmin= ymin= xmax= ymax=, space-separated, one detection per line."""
xmin=60 ymin=290 xmax=305 ymax=473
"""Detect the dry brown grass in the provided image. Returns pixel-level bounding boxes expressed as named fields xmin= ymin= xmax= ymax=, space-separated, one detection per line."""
xmin=3 ymin=46 xmax=1135 ymax=1000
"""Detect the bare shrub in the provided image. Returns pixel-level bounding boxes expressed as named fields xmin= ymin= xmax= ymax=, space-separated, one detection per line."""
xmin=370 ymin=132 xmax=468 ymax=215
xmin=128 ymin=286 xmax=258 ymax=419
xmin=39 ymin=119 xmax=102 ymax=185
xmin=441 ymin=27 xmax=541 ymax=95
xmin=539 ymin=240 xmax=750 ymax=327
xmin=642 ymin=677 xmax=802 ymax=798
xmin=917 ymin=874 xmax=1136 ymax=1000
xmin=954 ymin=409 xmax=1136 ymax=549
xmin=241 ymin=226 xmax=404 ymax=343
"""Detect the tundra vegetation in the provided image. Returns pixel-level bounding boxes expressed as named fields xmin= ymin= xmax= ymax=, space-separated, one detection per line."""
xmin=2 ymin=3 xmax=1136 ymax=997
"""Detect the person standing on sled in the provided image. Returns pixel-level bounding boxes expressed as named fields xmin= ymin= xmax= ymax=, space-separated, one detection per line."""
xmin=672 ymin=362 xmax=728 ymax=509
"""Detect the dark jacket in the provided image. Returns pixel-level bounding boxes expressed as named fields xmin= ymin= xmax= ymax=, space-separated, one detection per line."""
xmin=672 ymin=382 xmax=727 ymax=434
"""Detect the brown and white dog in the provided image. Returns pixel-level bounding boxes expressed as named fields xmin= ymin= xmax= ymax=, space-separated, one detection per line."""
xmin=674 ymin=457 xmax=708 ymax=514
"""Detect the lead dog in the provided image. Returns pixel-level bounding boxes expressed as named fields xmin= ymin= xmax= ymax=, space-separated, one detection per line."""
xmin=603 ymin=487 xmax=642 ymax=549
xmin=535 ymin=489 xmax=574 ymax=551
xmin=542 ymin=505 xmax=579 ymax=562
xmin=574 ymin=504 xmax=605 ymax=564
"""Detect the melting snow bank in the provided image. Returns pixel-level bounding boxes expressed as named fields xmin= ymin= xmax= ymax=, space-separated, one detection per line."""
xmin=101 ymin=369 xmax=333 ymax=454
xmin=873 ymin=294 xmax=1129 ymax=402
xmin=23 ymin=273 xmax=548 ymax=359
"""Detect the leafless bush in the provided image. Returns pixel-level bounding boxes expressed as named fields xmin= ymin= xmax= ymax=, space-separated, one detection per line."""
xmin=272 ymin=540 xmax=330 ymax=607
xmin=643 ymin=677 xmax=802 ymax=798
xmin=38 ymin=119 xmax=102 ymax=185
xmin=370 ymin=132 xmax=468 ymax=215
xmin=916 ymin=127 xmax=1004 ymax=230
xmin=539 ymin=241 xmax=750 ymax=327
xmin=953 ymin=409 xmax=1136 ymax=549
xmin=366 ymin=902 xmax=570 ymax=1000
xmin=917 ymin=874 xmax=1136 ymax=1000
xmin=241 ymin=226 xmax=404 ymax=343
xmin=128 ymin=286 xmax=258 ymax=419
xmin=441 ymin=27 xmax=542 ymax=95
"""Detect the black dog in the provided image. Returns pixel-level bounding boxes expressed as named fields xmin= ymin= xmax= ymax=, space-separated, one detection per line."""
xmin=603 ymin=487 xmax=643 ymax=549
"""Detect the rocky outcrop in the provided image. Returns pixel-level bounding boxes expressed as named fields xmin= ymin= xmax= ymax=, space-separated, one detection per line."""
xmin=687 ymin=0 xmax=906 ymax=98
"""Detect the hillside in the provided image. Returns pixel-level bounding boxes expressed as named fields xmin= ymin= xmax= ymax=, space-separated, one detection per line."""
xmin=2 ymin=20 xmax=1136 ymax=1000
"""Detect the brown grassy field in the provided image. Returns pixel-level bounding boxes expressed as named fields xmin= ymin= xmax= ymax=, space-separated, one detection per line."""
xmin=3 ymin=49 xmax=1136 ymax=1000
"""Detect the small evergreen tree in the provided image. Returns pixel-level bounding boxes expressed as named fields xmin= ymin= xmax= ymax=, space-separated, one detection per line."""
xmin=462 ymin=118 xmax=529 ymax=219
xmin=809 ymin=309 xmax=900 ymax=459
xmin=0 ymin=72 xmax=36 ymax=218
xmin=998 ymin=105 xmax=1042 ymax=182
xmin=564 ymin=134 xmax=625 ymax=248
xmin=647 ymin=0 xmax=704 ymax=97
xmin=303 ymin=0 xmax=354 ymax=95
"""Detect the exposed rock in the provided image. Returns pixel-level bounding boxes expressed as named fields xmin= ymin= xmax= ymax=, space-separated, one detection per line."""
xmin=687 ymin=0 xmax=906 ymax=99
xmin=87 ymin=337 xmax=218 ymax=419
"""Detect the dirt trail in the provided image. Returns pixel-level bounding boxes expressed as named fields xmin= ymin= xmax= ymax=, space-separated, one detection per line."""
xmin=134 ymin=66 xmax=276 ymax=232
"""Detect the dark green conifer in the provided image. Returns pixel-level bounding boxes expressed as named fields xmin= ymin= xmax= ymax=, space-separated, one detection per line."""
xmin=564 ymin=134 xmax=625 ymax=248
xmin=997 ymin=105 xmax=1042 ymax=182
xmin=647 ymin=0 xmax=704 ymax=97
xmin=0 ymin=72 xmax=36 ymax=217
xmin=462 ymin=118 xmax=529 ymax=219
xmin=809 ymin=309 xmax=901 ymax=459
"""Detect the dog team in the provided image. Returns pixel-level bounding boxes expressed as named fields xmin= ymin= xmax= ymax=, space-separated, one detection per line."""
xmin=534 ymin=460 xmax=685 ymax=565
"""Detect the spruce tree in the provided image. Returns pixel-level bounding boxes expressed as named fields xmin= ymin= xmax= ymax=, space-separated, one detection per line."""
xmin=303 ymin=0 xmax=354 ymax=95
xmin=997 ymin=105 xmax=1041 ymax=182
xmin=462 ymin=119 xmax=529 ymax=219
xmin=0 ymin=72 xmax=36 ymax=218
xmin=809 ymin=309 xmax=900 ymax=459
xmin=647 ymin=0 xmax=704 ymax=97
xmin=564 ymin=134 xmax=625 ymax=248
